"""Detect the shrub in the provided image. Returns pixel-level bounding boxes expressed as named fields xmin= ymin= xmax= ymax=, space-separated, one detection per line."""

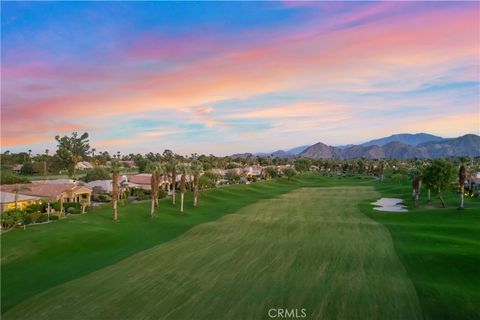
xmin=0 ymin=173 xmax=31 ymax=185
xmin=83 ymin=167 xmax=110 ymax=182
xmin=26 ymin=203 xmax=45 ymax=213
xmin=225 ymin=171 xmax=241 ymax=183
xmin=1 ymin=210 xmax=26 ymax=229
xmin=51 ymin=201 xmax=81 ymax=211
xmin=93 ymin=193 xmax=111 ymax=202
xmin=67 ymin=207 xmax=81 ymax=214
xmin=49 ymin=215 xmax=59 ymax=220
xmin=37 ymin=214 xmax=49 ymax=223
xmin=27 ymin=211 xmax=42 ymax=223
xmin=20 ymin=162 xmax=37 ymax=175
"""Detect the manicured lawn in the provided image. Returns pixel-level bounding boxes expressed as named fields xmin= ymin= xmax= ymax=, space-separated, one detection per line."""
xmin=1 ymin=173 xmax=334 ymax=313
xmin=3 ymin=186 xmax=422 ymax=320
xmin=1 ymin=174 xmax=479 ymax=319
xmin=365 ymin=181 xmax=480 ymax=320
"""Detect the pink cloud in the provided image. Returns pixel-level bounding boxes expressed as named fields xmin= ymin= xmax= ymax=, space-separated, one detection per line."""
xmin=2 ymin=3 xmax=478 ymax=147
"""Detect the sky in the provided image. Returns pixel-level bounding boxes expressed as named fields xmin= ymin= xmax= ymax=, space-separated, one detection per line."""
xmin=1 ymin=1 xmax=479 ymax=156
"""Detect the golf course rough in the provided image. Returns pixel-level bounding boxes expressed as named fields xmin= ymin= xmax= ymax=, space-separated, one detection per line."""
xmin=3 ymin=187 xmax=422 ymax=320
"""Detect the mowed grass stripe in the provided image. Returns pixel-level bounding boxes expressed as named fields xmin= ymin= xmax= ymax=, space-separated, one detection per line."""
xmin=3 ymin=187 xmax=422 ymax=320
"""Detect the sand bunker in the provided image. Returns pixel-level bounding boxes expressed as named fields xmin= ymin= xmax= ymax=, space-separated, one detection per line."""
xmin=371 ymin=198 xmax=408 ymax=212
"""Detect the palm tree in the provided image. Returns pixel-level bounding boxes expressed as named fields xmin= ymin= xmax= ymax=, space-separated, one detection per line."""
xmin=155 ymin=163 xmax=166 ymax=208
xmin=177 ymin=164 xmax=189 ymax=214
xmin=120 ymin=180 xmax=129 ymax=206
xmin=42 ymin=196 xmax=56 ymax=221
xmin=146 ymin=162 xmax=161 ymax=218
xmin=169 ymin=159 xmax=178 ymax=205
xmin=11 ymin=185 xmax=32 ymax=210
xmin=71 ymin=154 xmax=82 ymax=179
xmin=191 ymin=160 xmax=203 ymax=207
xmin=80 ymin=199 xmax=89 ymax=214
xmin=412 ymin=176 xmax=421 ymax=208
xmin=458 ymin=161 xmax=467 ymax=209
xmin=111 ymin=160 xmax=121 ymax=222
xmin=43 ymin=149 xmax=49 ymax=182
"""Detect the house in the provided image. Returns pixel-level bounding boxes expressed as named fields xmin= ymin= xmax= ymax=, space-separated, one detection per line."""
xmin=85 ymin=180 xmax=114 ymax=193
xmin=75 ymin=161 xmax=94 ymax=170
xmin=12 ymin=164 xmax=23 ymax=174
xmin=126 ymin=174 xmax=192 ymax=191
xmin=244 ymin=165 xmax=263 ymax=177
xmin=127 ymin=174 xmax=154 ymax=190
xmin=209 ymin=168 xmax=227 ymax=177
xmin=0 ymin=183 xmax=93 ymax=205
xmin=122 ymin=160 xmax=136 ymax=168
xmin=85 ymin=176 xmax=129 ymax=193
xmin=0 ymin=191 xmax=42 ymax=212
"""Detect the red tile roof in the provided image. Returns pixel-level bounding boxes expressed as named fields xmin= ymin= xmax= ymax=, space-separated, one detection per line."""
xmin=0 ymin=183 xmax=90 ymax=198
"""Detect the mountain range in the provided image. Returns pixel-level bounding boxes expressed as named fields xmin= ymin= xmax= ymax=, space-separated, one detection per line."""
xmin=231 ymin=133 xmax=480 ymax=160
xmin=300 ymin=134 xmax=479 ymax=160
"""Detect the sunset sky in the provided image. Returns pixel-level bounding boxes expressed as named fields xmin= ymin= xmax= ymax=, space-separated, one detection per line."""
xmin=1 ymin=1 xmax=479 ymax=156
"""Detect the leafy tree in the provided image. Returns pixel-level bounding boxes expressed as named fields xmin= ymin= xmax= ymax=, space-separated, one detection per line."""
xmin=201 ymin=172 xmax=221 ymax=188
xmin=225 ymin=171 xmax=241 ymax=183
xmin=284 ymin=167 xmax=297 ymax=181
xmin=55 ymin=132 xmax=90 ymax=178
xmin=294 ymin=158 xmax=311 ymax=172
xmin=83 ymin=167 xmax=111 ymax=182
xmin=1 ymin=171 xmax=31 ymax=185
xmin=20 ymin=162 xmax=36 ymax=175
xmin=135 ymin=157 xmax=149 ymax=173
xmin=422 ymin=159 xmax=454 ymax=208
xmin=263 ymin=166 xmax=278 ymax=179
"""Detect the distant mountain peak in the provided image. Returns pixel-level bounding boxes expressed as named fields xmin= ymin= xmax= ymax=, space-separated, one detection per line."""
xmin=300 ymin=134 xmax=479 ymax=160
xmin=361 ymin=133 xmax=443 ymax=147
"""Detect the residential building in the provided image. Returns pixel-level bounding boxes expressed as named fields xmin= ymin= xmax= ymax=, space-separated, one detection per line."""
xmin=0 ymin=191 xmax=42 ymax=212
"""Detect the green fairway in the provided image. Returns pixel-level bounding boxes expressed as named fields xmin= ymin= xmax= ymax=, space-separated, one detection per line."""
xmin=0 ymin=174 xmax=332 ymax=313
xmin=366 ymin=181 xmax=480 ymax=320
xmin=2 ymin=186 xmax=422 ymax=320
xmin=2 ymin=174 xmax=479 ymax=319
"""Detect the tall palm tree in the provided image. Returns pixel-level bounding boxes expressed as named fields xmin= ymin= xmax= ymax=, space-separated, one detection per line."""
xmin=458 ymin=161 xmax=467 ymax=209
xmin=146 ymin=162 xmax=161 ymax=218
xmin=169 ymin=159 xmax=178 ymax=205
xmin=43 ymin=149 xmax=49 ymax=182
xmin=111 ymin=160 xmax=121 ymax=222
xmin=412 ymin=176 xmax=421 ymax=208
xmin=177 ymin=164 xmax=189 ymax=214
xmin=155 ymin=163 xmax=166 ymax=209
xmin=191 ymin=160 xmax=203 ymax=207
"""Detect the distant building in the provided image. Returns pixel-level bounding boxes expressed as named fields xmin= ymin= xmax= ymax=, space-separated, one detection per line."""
xmin=12 ymin=164 xmax=23 ymax=173
xmin=243 ymin=165 xmax=263 ymax=177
